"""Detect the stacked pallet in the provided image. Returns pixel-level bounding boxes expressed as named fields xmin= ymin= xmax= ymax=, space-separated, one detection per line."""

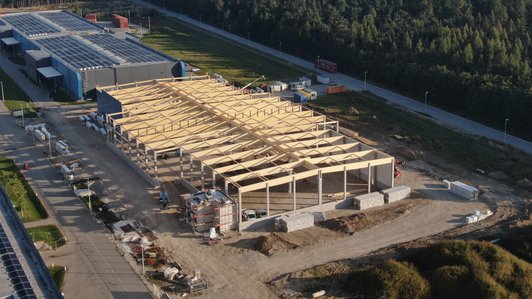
xmin=450 ymin=181 xmax=479 ymax=200
xmin=353 ymin=192 xmax=384 ymax=210
xmin=381 ymin=185 xmax=411 ymax=203
xmin=278 ymin=213 xmax=314 ymax=232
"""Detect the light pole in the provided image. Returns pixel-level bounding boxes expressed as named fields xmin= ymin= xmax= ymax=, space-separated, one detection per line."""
xmin=87 ymin=178 xmax=92 ymax=212
xmin=424 ymin=91 xmax=429 ymax=113
xmin=141 ymin=244 xmax=145 ymax=275
xmin=364 ymin=71 xmax=368 ymax=90
xmin=0 ymin=81 xmax=4 ymax=102
xmin=48 ymin=135 xmax=52 ymax=161
xmin=317 ymin=55 xmax=320 ymax=71
xmin=504 ymin=118 xmax=509 ymax=142
xmin=279 ymin=42 xmax=282 ymax=52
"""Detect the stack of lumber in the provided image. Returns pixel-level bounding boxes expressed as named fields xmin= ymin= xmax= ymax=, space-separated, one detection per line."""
xmin=450 ymin=181 xmax=479 ymax=200
xmin=353 ymin=192 xmax=384 ymax=210
xmin=381 ymin=185 xmax=411 ymax=203
xmin=278 ymin=213 xmax=314 ymax=232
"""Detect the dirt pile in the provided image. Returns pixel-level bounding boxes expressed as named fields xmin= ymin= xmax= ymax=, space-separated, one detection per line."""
xmin=321 ymin=200 xmax=427 ymax=235
xmin=255 ymin=227 xmax=344 ymax=256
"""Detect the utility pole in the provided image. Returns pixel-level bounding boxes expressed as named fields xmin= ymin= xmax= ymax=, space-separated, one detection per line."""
xmin=504 ymin=118 xmax=509 ymax=142
xmin=424 ymin=91 xmax=429 ymax=113
xmin=0 ymin=81 xmax=4 ymax=102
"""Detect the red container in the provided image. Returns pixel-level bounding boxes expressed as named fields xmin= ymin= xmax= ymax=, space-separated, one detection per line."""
xmin=85 ymin=14 xmax=97 ymax=23
xmin=112 ymin=14 xmax=129 ymax=28
xmin=326 ymin=85 xmax=346 ymax=95
xmin=315 ymin=58 xmax=338 ymax=73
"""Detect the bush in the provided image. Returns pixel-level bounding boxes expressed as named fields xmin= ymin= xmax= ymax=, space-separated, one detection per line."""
xmin=345 ymin=260 xmax=431 ymax=299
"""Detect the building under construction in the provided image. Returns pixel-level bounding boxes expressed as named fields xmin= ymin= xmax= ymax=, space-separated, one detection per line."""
xmin=98 ymin=76 xmax=395 ymax=230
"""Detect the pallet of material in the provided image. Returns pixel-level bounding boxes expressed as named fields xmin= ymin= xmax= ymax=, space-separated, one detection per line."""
xmin=353 ymin=192 xmax=385 ymax=210
xmin=381 ymin=185 xmax=411 ymax=203
xmin=278 ymin=213 xmax=314 ymax=232
xmin=450 ymin=181 xmax=479 ymax=200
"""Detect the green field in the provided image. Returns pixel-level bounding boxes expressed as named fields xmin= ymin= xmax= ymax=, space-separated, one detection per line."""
xmin=48 ymin=265 xmax=66 ymax=290
xmin=0 ymin=68 xmax=32 ymax=111
xmin=0 ymin=156 xmax=48 ymax=222
xmin=143 ymin=18 xmax=309 ymax=86
xmin=310 ymin=92 xmax=532 ymax=181
xmin=27 ymin=225 xmax=66 ymax=249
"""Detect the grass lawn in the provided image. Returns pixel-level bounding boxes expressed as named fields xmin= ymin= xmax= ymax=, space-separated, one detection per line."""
xmin=0 ymin=156 xmax=48 ymax=222
xmin=310 ymin=91 xmax=532 ymax=180
xmin=27 ymin=225 xmax=66 ymax=249
xmin=143 ymin=17 xmax=310 ymax=86
xmin=0 ymin=68 xmax=32 ymax=111
xmin=48 ymin=265 xmax=66 ymax=290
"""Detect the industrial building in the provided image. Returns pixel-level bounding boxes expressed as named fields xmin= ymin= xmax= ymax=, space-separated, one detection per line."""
xmin=0 ymin=10 xmax=183 ymax=99
xmin=98 ymin=76 xmax=395 ymax=230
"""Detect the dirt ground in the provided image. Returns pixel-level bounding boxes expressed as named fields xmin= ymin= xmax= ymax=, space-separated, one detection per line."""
xmin=40 ymin=105 xmax=527 ymax=299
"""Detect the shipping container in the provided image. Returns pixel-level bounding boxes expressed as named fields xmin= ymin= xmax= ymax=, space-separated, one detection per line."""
xmin=293 ymin=92 xmax=308 ymax=103
xmin=315 ymin=58 xmax=338 ymax=73
xmin=316 ymin=74 xmax=330 ymax=84
xmin=298 ymin=76 xmax=312 ymax=87
xmin=326 ymin=85 xmax=347 ymax=95
xmin=267 ymin=81 xmax=288 ymax=92
xmin=289 ymin=80 xmax=306 ymax=91
xmin=112 ymin=14 xmax=128 ymax=28
xmin=85 ymin=14 xmax=97 ymax=23
xmin=300 ymin=88 xmax=317 ymax=100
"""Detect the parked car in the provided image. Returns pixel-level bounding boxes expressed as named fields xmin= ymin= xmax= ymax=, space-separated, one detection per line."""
xmin=242 ymin=209 xmax=257 ymax=221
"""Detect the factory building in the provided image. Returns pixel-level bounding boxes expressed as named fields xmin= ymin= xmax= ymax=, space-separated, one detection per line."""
xmin=0 ymin=10 xmax=183 ymax=99
xmin=98 ymin=76 xmax=395 ymax=230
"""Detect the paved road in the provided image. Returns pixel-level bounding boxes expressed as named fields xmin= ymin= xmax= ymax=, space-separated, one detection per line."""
xmin=0 ymin=104 xmax=152 ymax=298
xmin=134 ymin=0 xmax=532 ymax=155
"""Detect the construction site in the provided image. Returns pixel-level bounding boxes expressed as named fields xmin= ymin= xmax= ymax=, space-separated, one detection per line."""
xmin=0 ymin=5 xmax=530 ymax=299
xmin=98 ymin=76 xmax=396 ymax=230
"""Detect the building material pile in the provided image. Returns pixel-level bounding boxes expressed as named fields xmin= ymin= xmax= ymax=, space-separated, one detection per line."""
xmin=381 ymin=185 xmax=411 ymax=203
xmin=353 ymin=192 xmax=385 ymax=210
xmin=450 ymin=181 xmax=479 ymax=200
xmin=184 ymin=189 xmax=236 ymax=233
xmin=465 ymin=209 xmax=493 ymax=224
xmin=276 ymin=213 xmax=314 ymax=232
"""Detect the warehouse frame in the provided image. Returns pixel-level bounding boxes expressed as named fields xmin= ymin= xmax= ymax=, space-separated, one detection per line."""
xmin=99 ymin=76 xmax=395 ymax=227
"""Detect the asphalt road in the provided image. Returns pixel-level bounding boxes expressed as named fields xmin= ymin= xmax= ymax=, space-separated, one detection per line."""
xmin=0 ymin=105 xmax=153 ymax=299
xmin=134 ymin=0 xmax=532 ymax=155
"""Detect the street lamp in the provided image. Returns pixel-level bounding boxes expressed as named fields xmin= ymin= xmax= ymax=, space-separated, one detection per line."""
xmin=424 ymin=91 xmax=429 ymax=113
xmin=504 ymin=118 xmax=509 ymax=142
xmin=141 ymin=244 xmax=145 ymax=275
xmin=0 ymin=81 xmax=4 ymax=102
xmin=364 ymin=71 xmax=368 ymax=90
xmin=317 ymin=55 xmax=320 ymax=71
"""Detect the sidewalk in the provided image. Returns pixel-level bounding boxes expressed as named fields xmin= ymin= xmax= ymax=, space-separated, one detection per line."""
xmin=0 ymin=101 xmax=152 ymax=298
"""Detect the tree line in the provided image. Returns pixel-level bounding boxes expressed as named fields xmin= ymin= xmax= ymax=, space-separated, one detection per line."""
xmin=157 ymin=0 xmax=531 ymax=141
